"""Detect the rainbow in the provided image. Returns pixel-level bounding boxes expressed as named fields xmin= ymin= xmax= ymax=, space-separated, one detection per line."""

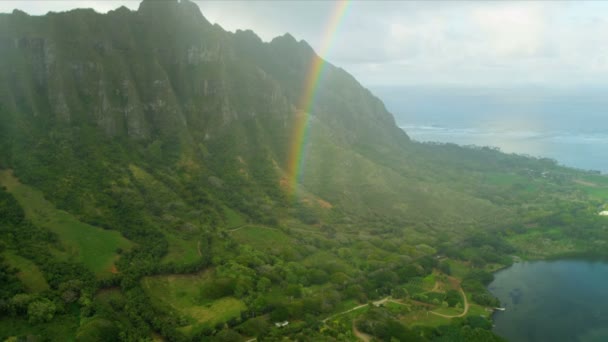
xmin=285 ymin=0 xmax=351 ymax=197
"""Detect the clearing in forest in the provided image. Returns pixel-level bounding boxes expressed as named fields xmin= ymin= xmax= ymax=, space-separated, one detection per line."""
xmin=0 ymin=170 xmax=132 ymax=277
xmin=142 ymin=271 xmax=246 ymax=335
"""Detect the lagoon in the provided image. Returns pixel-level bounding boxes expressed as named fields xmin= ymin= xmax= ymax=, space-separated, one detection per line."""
xmin=488 ymin=260 xmax=608 ymax=342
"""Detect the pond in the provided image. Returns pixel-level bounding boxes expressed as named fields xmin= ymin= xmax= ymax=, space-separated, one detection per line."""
xmin=488 ymin=260 xmax=608 ymax=342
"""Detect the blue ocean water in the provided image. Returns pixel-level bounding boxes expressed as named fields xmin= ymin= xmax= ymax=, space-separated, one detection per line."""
xmin=373 ymin=86 xmax=608 ymax=173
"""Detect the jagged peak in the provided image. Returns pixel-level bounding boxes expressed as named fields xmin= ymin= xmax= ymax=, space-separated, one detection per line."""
xmin=11 ymin=9 xmax=29 ymax=16
xmin=296 ymin=39 xmax=315 ymax=54
xmin=108 ymin=6 xmax=132 ymax=15
xmin=235 ymin=29 xmax=263 ymax=43
xmin=177 ymin=0 xmax=210 ymax=25
xmin=270 ymin=33 xmax=297 ymax=45
xmin=269 ymin=33 xmax=317 ymax=57
xmin=137 ymin=0 xmax=178 ymax=15
xmin=137 ymin=0 xmax=209 ymax=26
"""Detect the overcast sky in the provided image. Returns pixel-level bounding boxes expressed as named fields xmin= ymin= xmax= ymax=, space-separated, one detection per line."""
xmin=3 ymin=1 xmax=608 ymax=87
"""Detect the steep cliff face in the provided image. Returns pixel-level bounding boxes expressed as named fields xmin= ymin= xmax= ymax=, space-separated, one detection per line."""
xmin=0 ymin=0 xmax=405 ymax=150
xmin=0 ymin=0 xmax=507 ymax=233
xmin=0 ymin=0 xmax=424 ymax=225
xmin=0 ymin=4 xmax=528 ymax=339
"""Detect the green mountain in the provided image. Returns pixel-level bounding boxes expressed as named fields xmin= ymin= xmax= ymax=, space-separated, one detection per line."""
xmin=1 ymin=1 xmax=607 ymax=341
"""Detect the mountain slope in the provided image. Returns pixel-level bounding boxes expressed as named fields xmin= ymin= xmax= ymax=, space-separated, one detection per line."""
xmin=0 ymin=0 xmax=510 ymax=231
xmin=1 ymin=1 xmax=605 ymax=341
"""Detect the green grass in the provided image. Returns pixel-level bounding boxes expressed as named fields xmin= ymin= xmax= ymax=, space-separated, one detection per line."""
xmin=142 ymin=271 xmax=246 ymax=334
xmin=95 ymin=287 xmax=124 ymax=304
xmin=0 ymin=170 xmax=133 ymax=277
xmin=422 ymin=273 xmax=436 ymax=290
xmin=399 ymin=296 xmax=489 ymax=328
xmin=467 ymin=304 xmax=492 ymax=319
xmin=384 ymin=301 xmax=411 ymax=314
xmin=223 ymin=206 xmax=246 ymax=228
xmin=485 ymin=173 xmax=522 ymax=186
xmin=432 ymin=306 xmax=462 ymax=316
xmin=583 ymin=187 xmax=608 ymax=201
xmin=332 ymin=299 xmax=360 ymax=313
xmin=178 ymin=297 xmax=246 ymax=334
xmin=507 ymin=229 xmax=579 ymax=258
xmin=162 ymin=233 xmax=200 ymax=265
xmin=3 ymin=251 xmax=49 ymax=292
xmin=325 ymin=303 xmax=371 ymax=324
xmin=0 ymin=315 xmax=79 ymax=341
xmin=400 ymin=309 xmax=451 ymax=328
xmin=231 ymin=226 xmax=293 ymax=253
xmin=578 ymin=174 xmax=608 ymax=186
xmin=446 ymin=260 xmax=470 ymax=279
xmin=574 ymin=175 xmax=608 ymax=201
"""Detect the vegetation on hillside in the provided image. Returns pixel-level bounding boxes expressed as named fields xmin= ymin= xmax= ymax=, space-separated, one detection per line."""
xmin=0 ymin=0 xmax=607 ymax=341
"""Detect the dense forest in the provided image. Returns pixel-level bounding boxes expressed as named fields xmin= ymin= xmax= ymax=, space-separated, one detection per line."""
xmin=1 ymin=0 xmax=607 ymax=341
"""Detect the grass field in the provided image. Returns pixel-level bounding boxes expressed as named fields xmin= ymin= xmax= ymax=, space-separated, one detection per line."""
xmin=0 ymin=170 xmax=132 ymax=277
xmin=575 ymin=174 xmax=608 ymax=201
xmin=582 ymin=186 xmax=608 ymax=202
xmin=400 ymin=309 xmax=451 ymax=327
xmin=507 ymin=229 xmax=579 ymax=258
xmin=384 ymin=301 xmax=411 ymax=314
xmin=142 ymin=271 xmax=246 ymax=334
xmin=2 ymin=251 xmax=49 ymax=292
xmin=230 ymin=226 xmax=293 ymax=253
xmin=422 ymin=273 xmax=436 ymax=290
xmin=468 ymin=303 xmax=492 ymax=318
xmin=223 ymin=206 xmax=246 ymax=228
xmin=162 ymin=233 xmax=200 ymax=265
xmin=95 ymin=287 xmax=124 ymax=304
xmin=431 ymin=306 xmax=463 ymax=316
xmin=485 ymin=173 xmax=524 ymax=187
xmin=446 ymin=260 xmax=471 ymax=279
xmin=0 ymin=315 xmax=79 ymax=341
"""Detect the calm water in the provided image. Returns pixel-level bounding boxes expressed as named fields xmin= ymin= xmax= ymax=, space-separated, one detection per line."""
xmin=488 ymin=260 xmax=608 ymax=342
xmin=374 ymin=86 xmax=608 ymax=173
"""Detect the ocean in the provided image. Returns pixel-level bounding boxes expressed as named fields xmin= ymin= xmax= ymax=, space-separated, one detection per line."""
xmin=373 ymin=86 xmax=608 ymax=174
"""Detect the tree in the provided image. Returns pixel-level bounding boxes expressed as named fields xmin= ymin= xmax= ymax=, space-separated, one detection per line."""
xmin=438 ymin=261 xmax=451 ymax=275
xmin=27 ymin=299 xmax=56 ymax=324
xmin=270 ymin=305 xmax=289 ymax=322
xmin=285 ymin=284 xmax=302 ymax=298
xmin=445 ymin=289 xmax=461 ymax=307
xmin=392 ymin=287 xmax=408 ymax=299
xmin=9 ymin=293 xmax=32 ymax=316
xmin=213 ymin=329 xmax=242 ymax=342
xmin=256 ymin=277 xmax=271 ymax=293
xmin=76 ymin=319 xmax=120 ymax=342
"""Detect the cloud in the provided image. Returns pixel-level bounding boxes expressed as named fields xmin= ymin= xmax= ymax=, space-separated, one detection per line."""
xmin=3 ymin=1 xmax=608 ymax=86
xmin=0 ymin=1 xmax=137 ymax=15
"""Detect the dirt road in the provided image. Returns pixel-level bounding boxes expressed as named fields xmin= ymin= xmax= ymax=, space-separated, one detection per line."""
xmin=429 ymin=288 xmax=469 ymax=318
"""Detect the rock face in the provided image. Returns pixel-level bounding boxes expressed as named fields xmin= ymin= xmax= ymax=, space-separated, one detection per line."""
xmin=0 ymin=0 xmax=406 ymax=148
xmin=2 ymin=0 xmax=467 ymax=227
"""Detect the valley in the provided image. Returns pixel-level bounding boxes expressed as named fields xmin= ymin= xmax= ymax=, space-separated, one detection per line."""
xmin=0 ymin=1 xmax=607 ymax=341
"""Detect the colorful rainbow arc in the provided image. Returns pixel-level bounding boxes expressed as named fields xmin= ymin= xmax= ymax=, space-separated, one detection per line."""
xmin=286 ymin=0 xmax=351 ymax=197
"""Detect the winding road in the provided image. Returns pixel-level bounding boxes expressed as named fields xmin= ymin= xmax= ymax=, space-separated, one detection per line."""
xmin=322 ymin=298 xmax=389 ymax=323
xmin=352 ymin=321 xmax=372 ymax=342
xmin=429 ymin=288 xmax=469 ymax=318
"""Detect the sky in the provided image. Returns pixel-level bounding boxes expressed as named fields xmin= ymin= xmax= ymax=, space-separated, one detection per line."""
xmin=3 ymin=1 xmax=608 ymax=87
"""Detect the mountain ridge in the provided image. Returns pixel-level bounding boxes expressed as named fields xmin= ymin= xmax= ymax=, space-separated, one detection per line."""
xmin=0 ymin=0 xmax=415 ymax=224
xmin=1 ymin=1 xmax=605 ymax=341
